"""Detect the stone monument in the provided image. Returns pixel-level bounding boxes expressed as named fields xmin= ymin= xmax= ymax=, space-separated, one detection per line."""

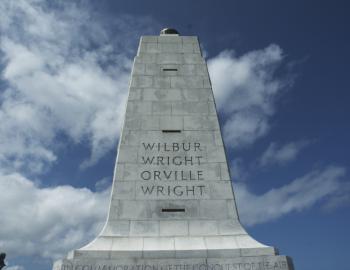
xmin=53 ymin=28 xmax=294 ymax=270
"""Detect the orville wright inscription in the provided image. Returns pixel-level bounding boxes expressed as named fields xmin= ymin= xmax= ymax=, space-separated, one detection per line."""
xmin=139 ymin=141 xmax=207 ymax=198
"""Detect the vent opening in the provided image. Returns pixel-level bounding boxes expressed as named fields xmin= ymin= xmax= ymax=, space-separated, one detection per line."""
xmin=162 ymin=208 xmax=185 ymax=213
xmin=163 ymin=68 xmax=178 ymax=71
xmin=162 ymin=130 xmax=181 ymax=133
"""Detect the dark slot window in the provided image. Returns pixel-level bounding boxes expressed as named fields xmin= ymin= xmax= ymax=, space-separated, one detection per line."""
xmin=162 ymin=208 xmax=185 ymax=213
xmin=163 ymin=68 xmax=178 ymax=71
xmin=162 ymin=130 xmax=181 ymax=133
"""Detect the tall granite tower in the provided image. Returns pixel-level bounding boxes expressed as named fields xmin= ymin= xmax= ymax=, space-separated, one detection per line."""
xmin=53 ymin=29 xmax=294 ymax=270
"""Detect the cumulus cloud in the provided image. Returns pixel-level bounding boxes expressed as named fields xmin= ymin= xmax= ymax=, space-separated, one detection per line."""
xmin=259 ymin=141 xmax=309 ymax=167
xmin=0 ymin=173 xmax=110 ymax=259
xmin=0 ymin=0 xmax=159 ymax=172
xmin=235 ymin=166 xmax=346 ymax=226
xmin=208 ymin=45 xmax=290 ymax=148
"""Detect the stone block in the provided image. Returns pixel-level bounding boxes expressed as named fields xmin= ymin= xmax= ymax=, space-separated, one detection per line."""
xmin=227 ymin=199 xmax=239 ymax=219
xmin=123 ymin=163 xmax=140 ymax=181
xmin=182 ymin=130 xmax=216 ymax=146
xmin=174 ymin=237 xmax=207 ymax=258
xmin=152 ymin=101 xmax=172 ymax=115
xmin=184 ymin=116 xmax=219 ymax=130
xmin=141 ymin=36 xmax=158 ymax=43
xmin=154 ymin=76 xmax=171 ymax=88
xmin=126 ymin=101 xmax=152 ymax=115
xmin=218 ymin=219 xmax=247 ymax=235
xmin=172 ymin=102 xmax=209 ymax=115
xmin=157 ymin=53 xmax=182 ymax=64
xmin=143 ymin=237 xmax=176 ymax=258
xmin=101 ymin=220 xmax=130 ymax=236
xmin=189 ymin=220 xmax=218 ymax=236
xmin=111 ymin=181 xmax=135 ymax=200
xmin=158 ymin=36 xmax=182 ymax=43
xmin=113 ymin=163 xmax=124 ymax=181
xmin=128 ymin=88 xmax=142 ymax=100
xmin=130 ymin=220 xmax=159 ymax=236
xmin=159 ymin=220 xmax=188 ymax=236
xmin=206 ymin=145 xmax=227 ymax=162
xmin=170 ymin=76 xmax=204 ymax=88
xmin=160 ymin=116 xmax=183 ymax=130
xmin=124 ymin=116 xmax=142 ymax=130
xmin=117 ymin=146 xmax=138 ymax=163
xmin=193 ymin=42 xmax=201 ymax=54
xmin=141 ymin=116 xmax=160 ymax=130
xmin=82 ymin=237 xmax=113 ymax=251
xmin=131 ymin=76 xmax=153 ymax=88
xmin=132 ymin=63 xmax=145 ymax=75
xmin=109 ymin=200 xmax=148 ymax=220
xmin=110 ymin=237 xmax=143 ymax=257
xmin=182 ymin=36 xmax=198 ymax=43
xmin=208 ymin=101 xmax=217 ymax=115
xmin=235 ymin=235 xmax=268 ymax=249
xmin=220 ymin=162 xmax=231 ymax=180
xmin=209 ymin=181 xmax=234 ymax=199
xmin=146 ymin=43 xmax=158 ymax=53
xmin=205 ymin=236 xmax=241 ymax=256
xmin=182 ymin=88 xmax=212 ymax=101
xmin=159 ymin=43 xmax=182 ymax=53
xmin=145 ymin=63 xmax=159 ymax=75
xmin=199 ymin=200 xmax=228 ymax=219
xmin=183 ymin=54 xmax=204 ymax=64
xmin=214 ymin=131 xmax=224 ymax=145
xmin=182 ymin=43 xmax=195 ymax=53
xmin=203 ymin=77 xmax=212 ymax=88
xmin=195 ymin=64 xmax=209 ymax=76
xmin=179 ymin=65 xmax=196 ymax=76
xmin=143 ymin=88 xmax=182 ymax=101
xmin=135 ymin=53 xmax=157 ymax=64
xmin=137 ymin=42 xmax=147 ymax=55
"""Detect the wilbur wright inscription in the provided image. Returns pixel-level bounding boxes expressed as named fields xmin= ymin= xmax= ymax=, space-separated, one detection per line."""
xmin=139 ymin=141 xmax=207 ymax=198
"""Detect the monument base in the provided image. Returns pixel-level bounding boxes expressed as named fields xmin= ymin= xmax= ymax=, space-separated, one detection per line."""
xmin=53 ymin=256 xmax=294 ymax=270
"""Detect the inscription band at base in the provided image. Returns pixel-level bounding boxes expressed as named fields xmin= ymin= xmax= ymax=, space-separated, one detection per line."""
xmin=57 ymin=257 xmax=293 ymax=270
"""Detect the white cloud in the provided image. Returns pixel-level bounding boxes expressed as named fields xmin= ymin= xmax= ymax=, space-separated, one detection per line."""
xmin=5 ymin=266 xmax=25 ymax=270
xmin=322 ymin=181 xmax=350 ymax=211
xmin=259 ymin=141 xmax=309 ymax=166
xmin=208 ymin=45 xmax=289 ymax=148
xmin=235 ymin=166 xmax=346 ymax=226
xmin=0 ymin=173 xmax=110 ymax=259
xmin=0 ymin=0 xmax=160 ymax=173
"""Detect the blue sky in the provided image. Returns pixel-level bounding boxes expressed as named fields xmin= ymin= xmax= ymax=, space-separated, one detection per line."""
xmin=0 ymin=0 xmax=349 ymax=270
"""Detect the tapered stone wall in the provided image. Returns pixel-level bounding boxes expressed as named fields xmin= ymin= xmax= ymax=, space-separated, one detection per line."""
xmin=52 ymin=31 xmax=294 ymax=270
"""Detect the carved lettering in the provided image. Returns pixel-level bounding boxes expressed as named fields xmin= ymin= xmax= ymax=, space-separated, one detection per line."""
xmin=140 ymin=185 xmax=206 ymax=197
xmin=139 ymin=141 xmax=207 ymax=198
xmin=61 ymin=261 xmax=289 ymax=270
